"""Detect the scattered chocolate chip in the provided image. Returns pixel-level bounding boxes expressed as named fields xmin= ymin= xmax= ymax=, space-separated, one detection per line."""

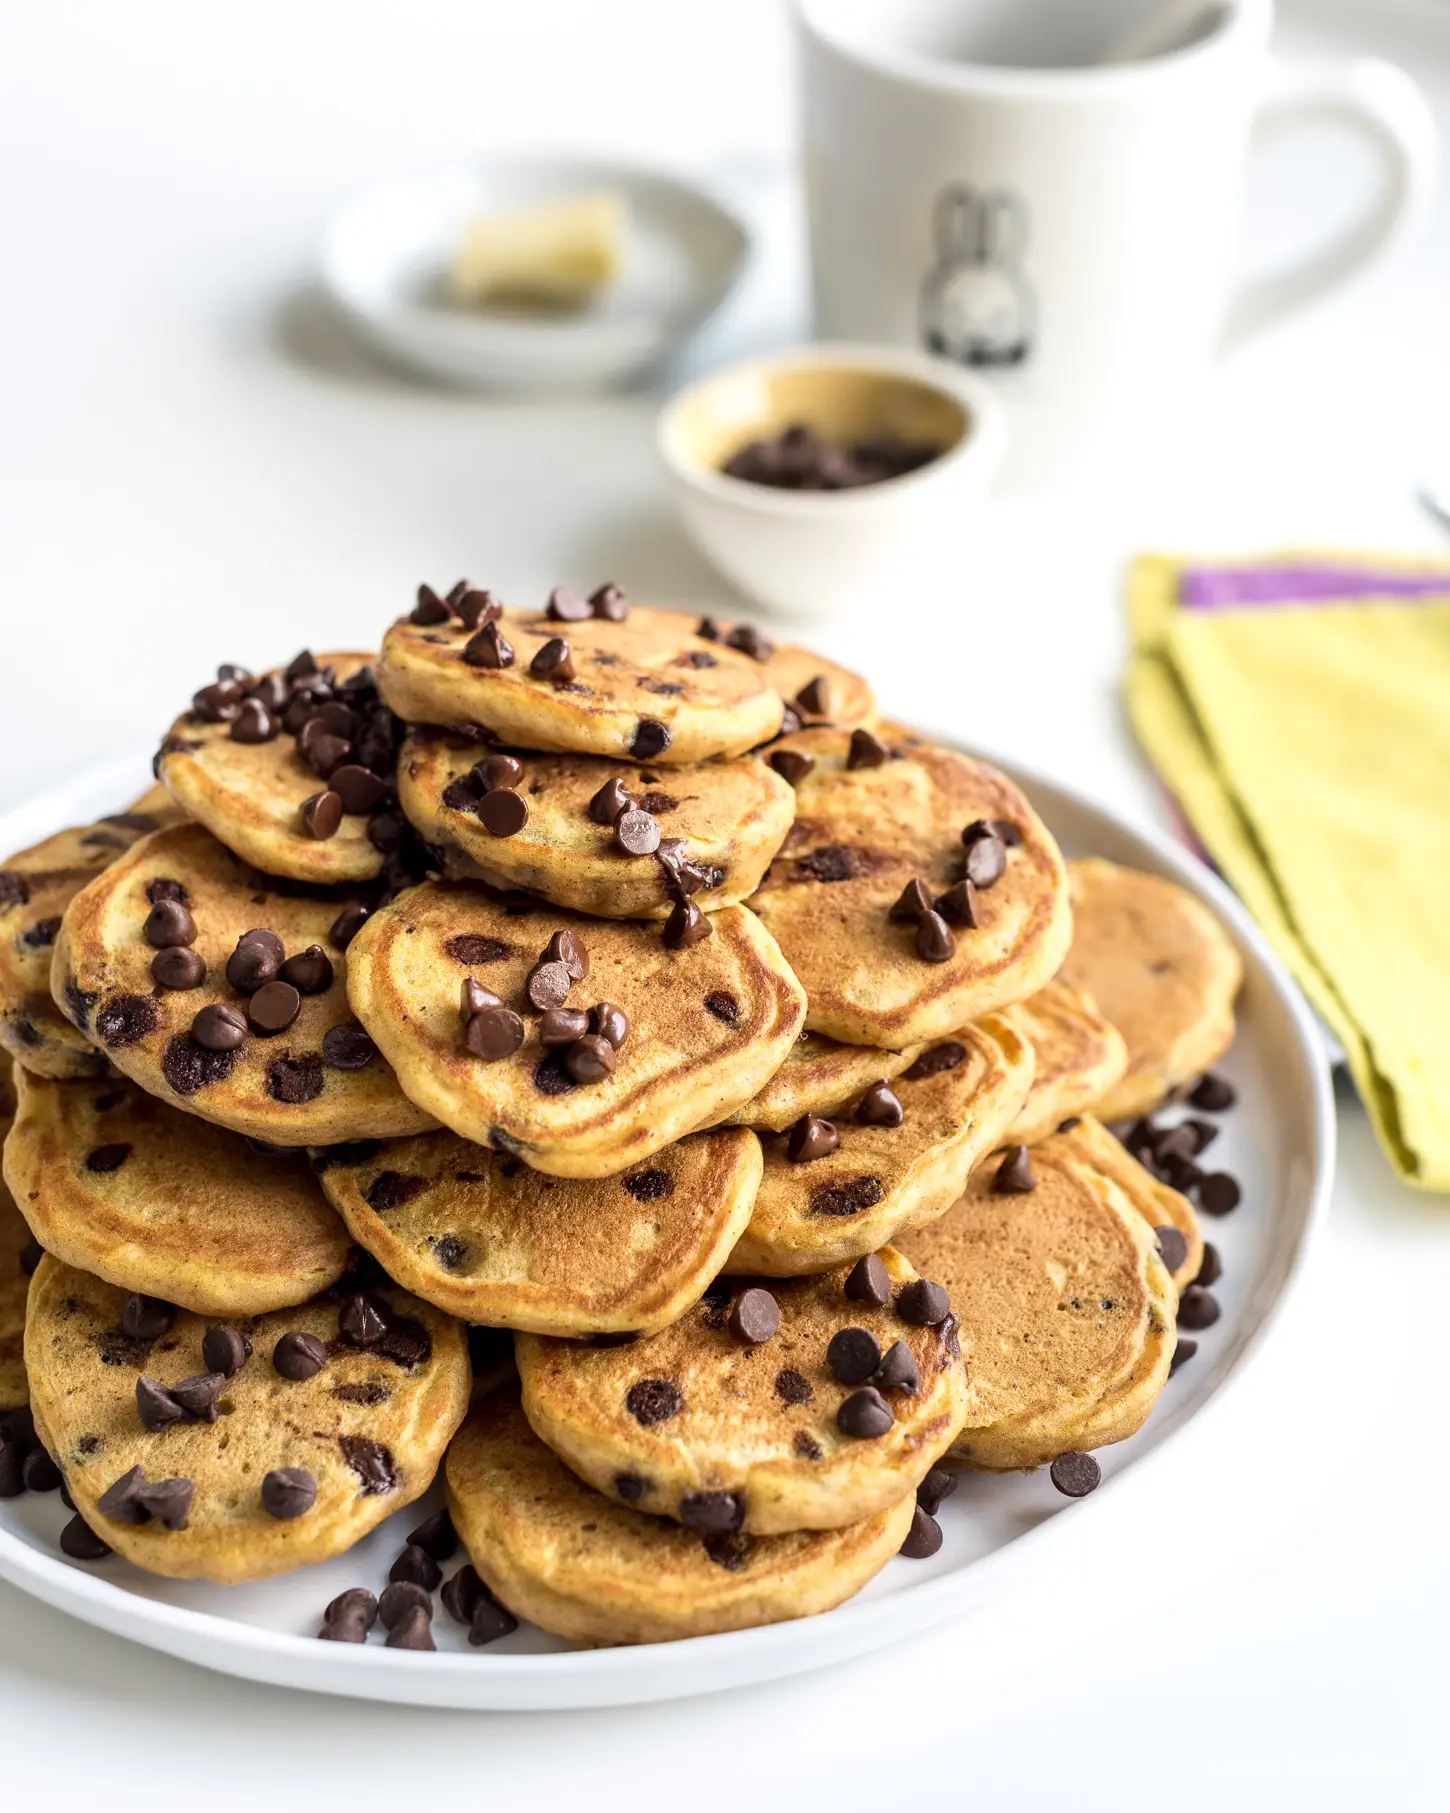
xmin=855 ymin=1081 xmax=903 ymax=1128
xmin=827 ymin=1327 xmax=881 ymax=1384
xmin=994 ymin=1146 xmax=1036 ymax=1194
xmin=406 ymin=1507 xmax=457 ymax=1562
xmin=935 ymin=879 xmax=980 ymax=927
xmin=469 ymin=1598 xmax=518 ymax=1646
xmin=845 ymin=1253 xmax=891 ymax=1307
xmin=1050 ymin=1451 xmax=1101 ymax=1498
xmin=142 ymin=898 xmax=196 ymax=950
xmin=786 ymin=1113 xmax=839 ymax=1163
xmin=895 ymin=1279 xmax=950 ymax=1326
xmin=1056 ymin=1116 xmax=1083 ymax=1134
xmin=191 ymin=1002 xmax=247 ymax=1052
xmin=775 ymin=1369 xmax=813 ymax=1405
xmin=1196 ymin=1172 xmax=1241 ymax=1216
xmin=248 ymin=979 xmax=302 ymax=1036
xmin=679 ymin=1490 xmax=745 ymax=1534
xmin=166 ymin=1372 xmax=224 ymax=1422
xmin=874 ymin=1340 xmax=920 ymax=1394
xmin=273 ymin=1331 xmax=327 ymax=1380
xmin=162 ymin=1034 xmax=237 ymax=1095
xmin=478 ymin=788 xmax=528 ymax=837
xmin=385 ymin=1606 xmax=436 ymax=1650
xmin=440 ymin=1563 xmax=486 ymax=1625
xmin=588 ymin=777 xmax=635 ymax=825
xmin=0 ymin=1443 xmax=26 ymax=1498
xmin=21 ymin=1447 xmax=62 ymax=1493
xmin=60 ymin=1516 xmax=112 ymax=1560
xmin=729 ymin=1288 xmax=780 ymax=1345
xmin=662 ymin=897 xmax=711 ymax=948
xmin=274 ymin=946 xmax=332 ymax=997
xmin=230 ymin=697 xmax=278 ymax=744
xmin=226 ymin=929 xmax=284 ymax=993
xmin=626 ymin=1378 xmax=681 ymax=1426
xmin=327 ymin=765 xmax=387 ymax=817
xmin=917 ymin=1466 xmax=957 ymax=1517
xmin=590 ymin=581 xmax=628 ymax=620
xmin=889 ymin=878 xmax=933 ymax=923
xmin=455 ymin=587 xmax=501 ymax=631
xmin=390 ymin=1542 xmax=443 ymax=1592
xmin=900 ymin=1505 xmax=943 ymax=1558
xmin=530 ymin=1051 xmax=575 ymax=1095
xmin=320 ymin=1023 xmax=377 ymax=1071
xmin=378 ymin=1581 xmax=433 ymax=1633
xmin=546 ymin=584 xmax=591 ymax=622
xmin=612 ymin=807 xmax=661 ymax=857
xmin=769 ymin=749 xmax=814 ymax=786
xmin=329 ymin=903 xmax=370 ymax=950
xmin=339 ymin=1434 xmax=398 ymax=1495
xmin=723 ymin=624 xmax=773 ymax=662
xmin=150 ymin=945 xmax=205 ymax=991
xmin=837 ymin=1386 xmax=894 ymax=1439
xmin=267 ymin=1053 xmax=325 ymax=1103
xmin=915 ymin=910 xmax=956 ymax=963
xmin=1197 ymin=1242 xmax=1223 ymax=1289
xmin=794 ymin=676 xmax=832 ymax=717
xmin=590 ymin=1001 xmax=629 ymax=1047
xmin=95 ymin=993 xmax=159 ymax=1048
xmin=847 ymin=727 xmax=889 ymax=770
xmin=565 ymin=1034 xmax=616 ymax=1083
xmin=543 ymin=928 xmax=589 ymax=981
xmin=1178 ymin=1285 xmax=1221 ymax=1330
xmin=525 ymin=960 xmax=572 ymax=1012
xmin=123 ymin=1294 xmax=176 ymax=1340
xmin=629 ymin=719 xmax=671 ymax=760
xmin=962 ymin=832 xmax=1007 ymax=889
xmin=1154 ymin=1225 xmax=1189 ymax=1273
xmin=1188 ymin=1072 xmax=1236 ymax=1112
xmin=904 ymin=1043 xmax=965 ymax=1083
xmin=202 ymin=1325 xmax=251 ymax=1377
xmin=411 ymin=583 xmax=450 ymax=625
xmin=1169 ymin=1337 xmax=1198 ymax=1376
xmin=539 ymin=1006 xmax=590 ymax=1046
xmin=462 ymin=621 xmax=514 ymax=668
xmin=260 ymin=1466 xmax=316 ymax=1520
xmin=135 ymin=1476 xmax=193 ymax=1530
xmin=529 ymin=636 xmax=576 ymax=685
xmin=338 ymin=1292 xmax=390 ymax=1349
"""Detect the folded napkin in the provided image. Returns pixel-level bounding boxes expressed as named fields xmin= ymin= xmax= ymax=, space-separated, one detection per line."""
xmin=1125 ymin=552 xmax=1450 ymax=1190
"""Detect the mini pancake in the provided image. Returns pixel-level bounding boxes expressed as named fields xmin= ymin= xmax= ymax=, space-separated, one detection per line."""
xmin=1003 ymin=979 xmax=1128 ymax=1146
xmin=748 ymin=725 xmax=1071 ymax=1046
xmin=446 ymin=1389 xmax=913 ymax=1647
xmin=318 ymin=1126 xmax=762 ymax=1337
xmin=52 ymin=822 xmax=435 ymax=1145
xmin=0 ymin=785 xmax=185 ymax=1079
xmin=726 ymin=1030 xmax=926 ymax=1133
xmin=345 ymin=881 xmax=806 ymax=1179
xmin=516 ymin=1249 xmax=967 ymax=1534
xmin=1 ymin=1108 xmax=31 ymax=1409
xmin=4 ymin=1070 xmax=353 ymax=1315
xmin=378 ymin=601 xmax=784 ymax=764
xmin=1041 ymin=1113 xmax=1202 ymax=1291
xmin=25 ymin=1256 xmax=470 ymax=1583
xmin=156 ymin=651 xmax=394 ymax=885
xmin=897 ymin=1146 xmax=1176 ymax=1472
xmin=730 ymin=1017 xmax=1034 ymax=1276
xmin=761 ymin=643 xmax=876 ymax=731
xmin=397 ymin=729 xmax=795 ymax=919
xmin=1059 ymin=858 xmax=1242 ymax=1122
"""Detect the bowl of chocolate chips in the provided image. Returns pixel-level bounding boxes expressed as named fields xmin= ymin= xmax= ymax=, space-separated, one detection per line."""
xmin=658 ymin=342 xmax=1004 ymax=618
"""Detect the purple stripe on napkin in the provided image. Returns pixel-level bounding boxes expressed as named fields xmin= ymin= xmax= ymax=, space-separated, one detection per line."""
xmin=1179 ymin=563 xmax=1450 ymax=609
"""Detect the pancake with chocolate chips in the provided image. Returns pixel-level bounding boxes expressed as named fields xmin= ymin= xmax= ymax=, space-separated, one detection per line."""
xmin=1059 ymin=859 xmax=1241 ymax=1122
xmin=4 ymin=1071 xmax=353 ymax=1314
xmin=24 ymin=1255 xmax=469 ymax=1582
xmin=1042 ymin=1113 xmax=1202 ymax=1291
xmin=1 ymin=1097 xmax=33 ymax=1410
xmin=747 ymin=725 xmax=1071 ymax=1046
xmin=319 ymin=1126 xmax=762 ymax=1337
xmin=726 ymin=1030 xmax=927 ymax=1133
xmin=378 ymin=594 xmax=784 ymax=765
xmin=759 ymin=643 xmax=876 ymax=732
xmin=51 ymin=822 xmax=435 ymax=1144
xmin=897 ymin=1141 xmax=1176 ymax=1472
xmin=156 ymin=651 xmax=399 ymax=886
xmin=0 ymin=785 xmax=185 ymax=1078
xmin=515 ymin=1249 xmax=967 ymax=1534
xmin=345 ymin=881 xmax=806 ymax=1179
xmin=730 ymin=1016 xmax=1034 ymax=1276
xmin=1002 ymin=979 xmax=1128 ymax=1146
xmin=397 ymin=730 xmax=795 ymax=919
xmin=446 ymin=1388 xmax=912 ymax=1646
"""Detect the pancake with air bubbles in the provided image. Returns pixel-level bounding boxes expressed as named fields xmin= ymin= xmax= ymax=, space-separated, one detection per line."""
xmin=1 ymin=1100 xmax=31 ymax=1410
xmin=0 ymin=785 xmax=185 ymax=1079
xmin=1042 ymin=1113 xmax=1202 ymax=1291
xmin=51 ymin=822 xmax=435 ymax=1145
xmin=516 ymin=1249 xmax=967 ymax=1534
xmin=345 ymin=881 xmax=806 ymax=1179
xmin=730 ymin=1016 xmax=1033 ymax=1277
xmin=4 ymin=1070 xmax=353 ymax=1315
xmin=897 ymin=1143 xmax=1176 ymax=1472
xmin=318 ymin=1125 xmax=762 ymax=1338
xmin=156 ymin=651 xmax=393 ymax=886
xmin=379 ymin=601 xmax=784 ymax=765
xmin=747 ymin=725 xmax=1071 ymax=1046
xmin=1003 ymin=978 xmax=1129 ymax=1146
xmin=1059 ymin=858 xmax=1242 ymax=1122
xmin=446 ymin=1389 xmax=912 ymax=1647
xmin=726 ymin=1030 xmax=926 ymax=1133
xmin=398 ymin=729 xmax=795 ymax=920
xmin=24 ymin=1255 xmax=469 ymax=1582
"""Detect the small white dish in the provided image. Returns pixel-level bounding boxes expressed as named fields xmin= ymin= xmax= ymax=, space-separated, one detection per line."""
xmin=319 ymin=157 xmax=750 ymax=392
xmin=657 ymin=343 xmax=1006 ymax=619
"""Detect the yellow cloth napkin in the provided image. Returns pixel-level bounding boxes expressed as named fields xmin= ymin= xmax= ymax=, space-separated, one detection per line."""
xmin=1125 ymin=553 xmax=1450 ymax=1189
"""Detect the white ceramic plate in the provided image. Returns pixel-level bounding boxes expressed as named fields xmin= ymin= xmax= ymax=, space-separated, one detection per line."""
xmin=319 ymin=156 xmax=749 ymax=392
xmin=0 ymin=743 xmax=1334 ymax=1710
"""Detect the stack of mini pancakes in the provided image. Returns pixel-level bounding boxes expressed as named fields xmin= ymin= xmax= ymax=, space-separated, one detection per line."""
xmin=0 ymin=584 xmax=1245 ymax=1649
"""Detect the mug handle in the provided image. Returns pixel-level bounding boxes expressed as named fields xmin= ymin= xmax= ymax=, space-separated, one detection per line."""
xmin=1222 ymin=57 xmax=1436 ymax=353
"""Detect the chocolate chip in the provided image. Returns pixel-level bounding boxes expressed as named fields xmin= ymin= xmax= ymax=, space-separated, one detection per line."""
xmin=248 ymin=979 xmax=302 ymax=1036
xmin=407 ymin=1507 xmax=457 ymax=1562
xmin=962 ymin=832 xmax=1007 ymax=890
xmin=162 ymin=1033 xmax=237 ymax=1095
xmin=441 ymin=1563 xmax=486 ymax=1624
xmin=769 ymin=749 xmax=814 ymax=786
xmin=0 ymin=872 xmax=28 ymax=909
xmin=564 ymin=1034 xmax=616 ymax=1083
xmin=524 ymin=960 xmax=571 ymax=1012
xmin=1178 ymin=1285 xmax=1221 ymax=1330
xmin=322 ymin=1022 xmax=377 ymax=1070
xmin=151 ymin=946 xmax=205 ymax=990
xmin=934 ymin=879 xmax=980 ymax=927
xmin=623 ymin=1169 xmax=670 ymax=1202
xmin=379 ymin=1581 xmax=432 ymax=1631
xmin=284 ymin=650 xmax=320 ymax=684
xmin=895 ymin=1279 xmax=950 ymax=1326
xmin=462 ymin=621 xmax=514 ymax=668
xmin=1049 ymin=1451 xmax=1101 ymax=1497
xmin=165 ymin=1372 xmax=223 ymax=1423
xmin=329 ymin=904 xmax=370 ymax=950
xmin=95 ymin=993 xmax=159 ymax=1048
xmin=729 ymin=1288 xmax=780 ymax=1345
xmin=267 ymin=1053 xmax=325 ymax=1103
xmin=590 ymin=581 xmax=628 ymax=620
xmin=135 ymin=1476 xmax=193 ymax=1530
xmin=273 ymin=1331 xmax=327 ymax=1380
xmin=275 ymin=946 xmax=332 ymax=996
xmin=143 ymin=898 xmax=196 ymax=949
xmin=192 ymin=1002 xmax=247 ymax=1052
xmin=889 ymin=879 xmax=933 ymax=923
xmin=411 ymin=583 xmax=450 ymax=625
xmin=613 ymin=808 xmax=661 ymax=857
xmin=478 ymin=788 xmax=528 ymax=837
xmin=60 ymin=1516 xmax=112 ymax=1560
xmin=629 ymin=719 xmax=671 ymax=760
xmin=135 ymin=1375 xmax=183 ymax=1432
xmin=20 ymin=1447 xmax=61 ymax=1493
xmin=855 ymin=1081 xmax=903 ymax=1127
xmin=994 ymin=1146 xmax=1036 ymax=1194
xmin=301 ymin=731 xmax=353 ymax=782
xmin=1169 ymin=1337 xmax=1198 ymax=1376
xmin=202 ymin=1325 xmax=251 ymax=1377
xmin=679 ymin=1490 xmax=745 ymax=1534
xmin=0 ymin=1444 xmax=26 ymax=1498
xmin=837 ymin=1386 xmax=893 ymax=1439
xmin=546 ymin=584 xmax=591 ymax=622
xmin=123 ymin=1294 xmax=176 ymax=1340
xmin=845 ymin=1253 xmax=892 ymax=1306
xmin=811 ymin=1177 xmax=881 ymax=1221
xmin=464 ymin=1006 xmax=525 ymax=1060
xmin=386 ymin=1606 xmax=436 ymax=1650
xmin=1196 ymin=1172 xmax=1241 ymax=1216
xmin=915 ymin=910 xmax=956 ymax=963
xmin=390 ymin=1542 xmax=443 ymax=1591
xmin=529 ymin=636 xmax=576 ymax=685
xmin=367 ymin=810 xmax=407 ymax=856
xmin=917 ymin=1466 xmax=957 ymax=1517
xmin=226 ymin=928 xmax=284 ymax=992
xmin=1057 ymin=1117 xmax=1082 ymax=1134
xmin=230 ymin=697 xmax=278 ymax=744
xmin=588 ymin=776 xmax=635 ymax=825
xmin=338 ymin=1292 xmax=390 ymax=1349
xmin=703 ymin=992 xmax=738 ymax=1027
xmin=325 ymin=1588 xmax=379 ymax=1636
xmin=543 ymin=928 xmax=589 ymax=981
xmin=469 ymin=1599 xmax=518 ymax=1647
xmin=900 ymin=1505 xmax=943 ymax=1558
xmin=827 ymin=1327 xmax=881 ymax=1384
xmin=626 ymin=1378 xmax=681 ymax=1426
xmin=590 ymin=1001 xmax=628 ymax=1047
xmin=874 ymin=1340 xmax=920 ymax=1394
xmin=723 ymin=624 xmax=773 ymax=662
xmin=460 ymin=979 xmax=502 ymax=1021
xmin=786 ymin=1113 xmax=839 ymax=1163
xmin=258 ymin=1467 xmax=316 ymax=1520
xmin=661 ymin=897 xmax=710 ymax=948
xmin=327 ymin=765 xmax=387 ymax=817
xmin=1197 ymin=1242 xmax=1223 ymax=1288
xmin=775 ymin=1369 xmax=812 ymax=1405
xmin=1154 ymin=1225 xmax=1189 ymax=1273
xmin=847 ymin=727 xmax=889 ymax=769
xmin=365 ymin=1171 xmax=427 ymax=1212
xmin=1188 ymin=1072 xmax=1236 ymax=1112
xmin=795 ymin=676 xmax=831 ymax=717
xmin=84 ymin=1143 xmax=130 ymax=1174
xmin=193 ymin=678 xmax=245 ymax=722
xmin=456 ymin=587 xmax=501 ymax=631
xmin=537 ymin=1006 xmax=588 ymax=1047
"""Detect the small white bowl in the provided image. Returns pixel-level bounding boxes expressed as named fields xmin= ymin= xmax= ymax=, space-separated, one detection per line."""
xmin=319 ymin=156 xmax=749 ymax=393
xmin=658 ymin=344 xmax=1005 ymax=620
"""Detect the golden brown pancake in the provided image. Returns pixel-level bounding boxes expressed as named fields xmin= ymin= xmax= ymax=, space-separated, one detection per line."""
xmin=446 ymin=1389 xmax=913 ymax=1646
xmin=1003 ymin=979 xmax=1129 ymax=1145
xmin=318 ymin=1125 xmax=762 ymax=1337
xmin=897 ymin=1144 xmax=1176 ymax=1471
xmin=398 ymin=729 xmax=795 ymax=919
xmin=516 ymin=1250 xmax=967 ymax=1534
xmin=25 ymin=1256 xmax=470 ymax=1582
xmin=1 ymin=1106 xmax=31 ymax=1409
xmin=730 ymin=1017 xmax=1033 ymax=1276
xmin=1041 ymin=1114 xmax=1202 ymax=1291
xmin=1059 ymin=858 xmax=1242 ymax=1121
xmin=378 ymin=602 xmax=784 ymax=764
xmin=4 ymin=1070 xmax=353 ymax=1314
xmin=761 ymin=643 xmax=876 ymax=731
xmin=156 ymin=652 xmax=390 ymax=885
xmin=52 ymin=822 xmax=435 ymax=1145
xmin=726 ymin=1030 xmax=926 ymax=1133
xmin=748 ymin=725 xmax=1071 ymax=1045
xmin=0 ymin=785 xmax=185 ymax=1078
xmin=345 ymin=882 xmax=806 ymax=1178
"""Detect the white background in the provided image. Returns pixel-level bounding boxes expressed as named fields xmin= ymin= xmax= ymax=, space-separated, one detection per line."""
xmin=2 ymin=0 xmax=1449 ymax=1803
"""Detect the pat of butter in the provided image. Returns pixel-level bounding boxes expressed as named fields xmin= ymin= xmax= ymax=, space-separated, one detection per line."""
xmin=449 ymin=191 xmax=628 ymax=309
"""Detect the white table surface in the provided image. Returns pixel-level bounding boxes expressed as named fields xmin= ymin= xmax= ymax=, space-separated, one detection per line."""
xmin=3 ymin=0 xmax=1449 ymax=1802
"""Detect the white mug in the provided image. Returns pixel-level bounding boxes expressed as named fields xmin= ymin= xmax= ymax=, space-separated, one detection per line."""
xmin=797 ymin=0 xmax=1436 ymax=483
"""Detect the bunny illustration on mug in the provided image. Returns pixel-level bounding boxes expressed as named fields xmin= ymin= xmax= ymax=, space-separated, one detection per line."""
xmin=920 ymin=184 xmax=1036 ymax=370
